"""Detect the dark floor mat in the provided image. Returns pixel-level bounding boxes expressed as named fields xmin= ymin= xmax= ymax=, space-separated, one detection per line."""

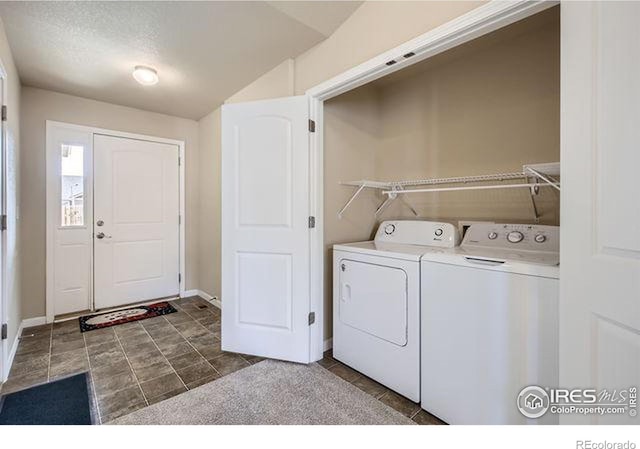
xmin=0 ymin=373 xmax=94 ymax=425
xmin=79 ymin=301 xmax=177 ymax=332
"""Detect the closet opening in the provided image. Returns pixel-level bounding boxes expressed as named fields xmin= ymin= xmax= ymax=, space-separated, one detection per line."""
xmin=323 ymin=4 xmax=560 ymax=339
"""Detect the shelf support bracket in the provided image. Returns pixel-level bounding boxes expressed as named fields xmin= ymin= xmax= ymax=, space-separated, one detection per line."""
xmin=527 ymin=177 xmax=540 ymax=224
xmin=525 ymin=166 xmax=560 ymax=191
xmin=374 ymin=196 xmax=395 ymax=217
xmin=338 ymin=184 xmax=366 ymax=219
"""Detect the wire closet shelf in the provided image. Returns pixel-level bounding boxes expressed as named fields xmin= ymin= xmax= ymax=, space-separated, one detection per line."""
xmin=338 ymin=162 xmax=560 ymax=223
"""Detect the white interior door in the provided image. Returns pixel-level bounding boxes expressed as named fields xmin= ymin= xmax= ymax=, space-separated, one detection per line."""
xmin=94 ymin=135 xmax=179 ymax=310
xmin=221 ymin=96 xmax=312 ymax=363
xmin=561 ymin=2 xmax=640 ymax=424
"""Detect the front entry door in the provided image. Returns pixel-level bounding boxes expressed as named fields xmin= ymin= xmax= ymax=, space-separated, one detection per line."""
xmin=93 ymin=135 xmax=179 ymax=310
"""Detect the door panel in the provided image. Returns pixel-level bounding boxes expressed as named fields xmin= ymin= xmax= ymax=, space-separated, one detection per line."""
xmin=237 ymin=116 xmax=292 ymax=227
xmin=237 ymin=252 xmax=292 ymax=330
xmin=94 ymin=135 xmax=179 ymax=310
xmin=561 ymin=2 xmax=640 ymax=424
xmin=221 ymin=96 xmax=311 ymax=363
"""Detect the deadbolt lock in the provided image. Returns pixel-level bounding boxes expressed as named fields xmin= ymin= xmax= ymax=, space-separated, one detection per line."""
xmin=96 ymin=220 xmax=104 ymax=226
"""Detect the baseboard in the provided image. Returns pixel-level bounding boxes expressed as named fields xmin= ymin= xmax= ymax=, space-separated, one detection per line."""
xmin=22 ymin=317 xmax=47 ymax=328
xmin=179 ymin=289 xmax=221 ymax=309
xmin=197 ymin=290 xmax=221 ymax=309
xmin=4 ymin=316 xmax=46 ymax=381
xmin=180 ymin=289 xmax=199 ymax=298
xmin=323 ymin=337 xmax=333 ymax=352
xmin=4 ymin=323 xmax=22 ymax=382
xmin=196 ymin=290 xmax=213 ymax=301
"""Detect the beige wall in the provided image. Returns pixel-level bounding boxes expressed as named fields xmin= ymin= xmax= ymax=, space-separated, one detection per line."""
xmin=0 ymin=18 xmax=21 ymax=350
xmin=196 ymin=1 xmax=492 ymax=337
xmin=372 ymin=6 xmax=560 ymax=223
xmin=195 ymin=60 xmax=296 ymax=299
xmin=323 ymin=7 xmax=560 ymax=337
xmin=294 ymin=1 xmax=484 ymax=93
xmin=323 ymin=84 xmax=382 ymax=318
xmin=226 ymin=59 xmax=295 ymax=104
xmin=197 ymin=108 xmax=221 ymax=298
xmin=20 ymin=87 xmax=200 ymax=319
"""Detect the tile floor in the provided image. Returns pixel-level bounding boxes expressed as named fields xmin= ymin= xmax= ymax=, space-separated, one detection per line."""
xmin=0 ymin=296 xmax=444 ymax=425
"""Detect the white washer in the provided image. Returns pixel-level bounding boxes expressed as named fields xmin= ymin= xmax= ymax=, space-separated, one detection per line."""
xmin=420 ymin=223 xmax=560 ymax=424
xmin=333 ymin=220 xmax=459 ymax=402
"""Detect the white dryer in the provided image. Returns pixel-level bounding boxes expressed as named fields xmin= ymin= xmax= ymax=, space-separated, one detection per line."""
xmin=420 ymin=223 xmax=560 ymax=424
xmin=333 ymin=220 xmax=459 ymax=402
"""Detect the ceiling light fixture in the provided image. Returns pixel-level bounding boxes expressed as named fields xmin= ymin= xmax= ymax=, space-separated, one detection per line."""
xmin=133 ymin=65 xmax=159 ymax=86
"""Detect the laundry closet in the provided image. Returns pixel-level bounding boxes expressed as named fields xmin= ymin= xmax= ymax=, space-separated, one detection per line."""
xmin=323 ymin=6 xmax=560 ymax=424
xmin=324 ymin=6 xmax=560 ymax=330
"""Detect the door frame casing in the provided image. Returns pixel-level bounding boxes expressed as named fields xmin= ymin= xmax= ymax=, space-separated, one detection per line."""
xmin=45 ymin=121 xmax=186 ymax=323
xmin=304 ymin=0 xmax=558 ymax=360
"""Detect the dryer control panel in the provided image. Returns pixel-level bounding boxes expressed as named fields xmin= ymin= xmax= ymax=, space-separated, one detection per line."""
xmin=462 ymin=223 xmax=559 ymax=253
xmin=374 ymin=220 xmax=460 ymax=248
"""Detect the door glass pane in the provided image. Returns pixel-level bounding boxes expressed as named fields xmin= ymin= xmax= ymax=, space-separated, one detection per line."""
xmin=61 ymin=144 xmax=84 ymax=226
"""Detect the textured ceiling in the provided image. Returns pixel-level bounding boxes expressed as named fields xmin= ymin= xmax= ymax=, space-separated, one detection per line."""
xmin=0 ymin=1 xmax=362 ymax=119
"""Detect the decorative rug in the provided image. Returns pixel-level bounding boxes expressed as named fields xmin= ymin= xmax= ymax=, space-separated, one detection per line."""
xmin=0 ymin=373 xmax=95 ymax=425
xmin=109 ymin=359 xmax=415 ymax=425
xmin=79 ymin=301 xmax=177 ymax=332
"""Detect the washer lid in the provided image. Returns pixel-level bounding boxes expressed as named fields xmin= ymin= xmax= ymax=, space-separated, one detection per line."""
xmin=334 ymin=241 xmax=448 ymax=262
xmin=421 ymin=247 xmax=560 ymax=279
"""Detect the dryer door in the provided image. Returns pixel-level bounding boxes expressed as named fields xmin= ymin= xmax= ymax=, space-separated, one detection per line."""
xmin=338 ymin=259 xmax=408 ymax=346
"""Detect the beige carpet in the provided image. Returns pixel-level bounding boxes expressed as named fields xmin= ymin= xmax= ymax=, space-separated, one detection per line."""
xmin=109 ymin=359 xmax=414 ymax=425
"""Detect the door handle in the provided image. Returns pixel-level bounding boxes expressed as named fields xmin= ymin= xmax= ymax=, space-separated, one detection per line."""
xmin=96 ymin=232 xmax=112 ymax=240
xmin=341 ymin=283 xmax=351 ymax=302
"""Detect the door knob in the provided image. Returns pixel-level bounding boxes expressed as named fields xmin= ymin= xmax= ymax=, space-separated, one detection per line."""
xmin=96 ymin=232 xmax=111 ymax=239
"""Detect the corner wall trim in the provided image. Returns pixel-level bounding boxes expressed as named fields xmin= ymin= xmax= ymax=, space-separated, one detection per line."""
xmin=323 ymin=337 xmax=333 ymax=352
xmin=4 ymin=316 xmax=47 ymax=381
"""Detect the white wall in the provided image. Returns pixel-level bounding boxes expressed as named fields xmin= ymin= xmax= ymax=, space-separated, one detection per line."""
xmin=20 ymin=87 xmax=200 ymax=320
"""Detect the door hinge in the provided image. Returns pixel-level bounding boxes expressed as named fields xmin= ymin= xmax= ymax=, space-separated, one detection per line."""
xmin=178 ymin=214 xmax=181 ymax=225
xmin=178 ymin=156 xmax=181 ymax=166
xmin=1 ymin=105 xmax=7 ymax=122
xmin=308 ymin=119 xmax=315 ymax=133
xmin=308 ymin=312 xmax=315 ymax=325
xmin=308 ymin=216 xmax=315 ymax=229
xmin=0 ymin=214 xmax=7 ymax=231
xmin=178 ymin=273 xmax=182 ymax=284
xmin=1 ymin=323 xmax=7 ymax=340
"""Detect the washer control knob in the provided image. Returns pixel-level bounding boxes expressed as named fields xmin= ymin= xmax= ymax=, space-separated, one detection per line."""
xmin=434 ymin=228 xmax=443 ymax=237
xmin=488 ymin=232 xmax=498 ymax=240
xmin=507 ymin=231 xmax=524 ymax=243
xmin=534 ymin=234 xmax=546 ymax=243
xmin=384 ymin=224 xmax=396 ymax=235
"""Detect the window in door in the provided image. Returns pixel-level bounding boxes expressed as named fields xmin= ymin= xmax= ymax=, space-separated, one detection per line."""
xmin=60 ymin=144 xmax=84 ymax=227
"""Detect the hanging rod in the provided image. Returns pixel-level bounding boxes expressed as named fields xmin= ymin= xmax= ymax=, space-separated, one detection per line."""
xmin=381 ymin=182 xmax=558 ymax=195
